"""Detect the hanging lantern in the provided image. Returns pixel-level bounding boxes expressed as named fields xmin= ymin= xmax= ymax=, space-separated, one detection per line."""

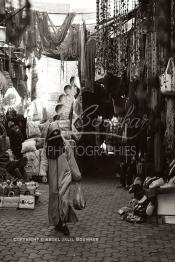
xmin=0 ymin=26 xmax=6 ymax=47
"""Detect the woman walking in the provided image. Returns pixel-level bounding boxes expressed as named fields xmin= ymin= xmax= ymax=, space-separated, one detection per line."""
xmin=45 ymin=121 xmax=81 ymax=235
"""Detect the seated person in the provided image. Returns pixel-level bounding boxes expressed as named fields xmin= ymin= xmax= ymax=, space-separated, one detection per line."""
xmin=6 ymin=157 xmax=28 ymax=181
xmin=7 ymin=121 xmax=24 ymax=160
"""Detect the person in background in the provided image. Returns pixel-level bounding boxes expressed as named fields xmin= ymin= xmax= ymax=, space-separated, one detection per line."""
xmin=54 ymin=103 xmax=72 ymax=139
xmin=58 ymin=94 xmax=66 ymax=104
xmin=46 ymin=121 xmax=82 ymax=235
xmin=60 ymin=85 xmax=74 ymax=121
xmin=64 ymin=85 xmax=74 ymax=99
xmin=70 ymin=76 xmax=80 ymax=99
xmin=54 ymin=104 xmax=64 ymax=120
xmin=6 ymin=157 xmax=28 ymax=181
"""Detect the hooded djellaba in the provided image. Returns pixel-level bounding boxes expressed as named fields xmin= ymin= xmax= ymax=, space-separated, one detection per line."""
xmin=45 ymin=121 xmax=82 ymax=235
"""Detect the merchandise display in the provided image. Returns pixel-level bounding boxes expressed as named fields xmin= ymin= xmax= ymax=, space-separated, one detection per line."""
xmin=119 ymin=172 xmax=175 ymax=224
xmin=0 ymin=179 xmax=40 ymax=209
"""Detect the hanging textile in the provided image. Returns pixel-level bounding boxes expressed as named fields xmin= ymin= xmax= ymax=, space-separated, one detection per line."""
xmin=78 ymin=22 xmax=86 ymax=85
xmin=57 ymin=24 xmax=80 ymax=61
xmin=0 ymin=0 xmax=5 ymax=14
xmin=12 ymin=63 xmax=28 ymax=99
xmin=0 ymin=71 xmax=8 ymax=96
xmin=24 ymin=11 xmax=42 ymax=58
xmin=31 ymin=59 xmax=38 ymax=101
xmin=154 ymin=128 xmax=162 ymax=172
xmin=165 ymin=98 xmax=175 ymax=153
xmin=55 ymin=13 xmax=76 ymax=47
xmin=36 ymin=12 xmax=76 ymax=52
xmin=16 ymin=80 xmax=27 ymax=99
xmin=85 ymin=38 xmax=96 ymax=93
xmin=6 ymin=1 xmax=31 ymax=45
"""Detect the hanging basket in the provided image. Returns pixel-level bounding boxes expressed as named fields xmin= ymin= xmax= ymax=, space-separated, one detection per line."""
xmin=160 ymin=57 xmax=175 ymax=96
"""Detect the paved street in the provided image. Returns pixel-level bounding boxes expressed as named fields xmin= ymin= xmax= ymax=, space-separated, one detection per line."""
xmin=0 ymin=177 xmax=175 ymax=262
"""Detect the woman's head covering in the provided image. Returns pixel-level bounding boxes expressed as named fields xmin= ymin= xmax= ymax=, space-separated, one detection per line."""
xmin=46 ymin=121 xmax=65 ymax=160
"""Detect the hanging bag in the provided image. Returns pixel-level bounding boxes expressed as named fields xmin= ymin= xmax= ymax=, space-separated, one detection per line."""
xmin=160 ymin=57 xmax=175 ymax=95
xmin=73 ymin=182 xmax=86 ymax=210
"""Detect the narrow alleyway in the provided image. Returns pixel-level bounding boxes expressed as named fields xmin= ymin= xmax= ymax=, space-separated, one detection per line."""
xmin=0 ymin=177 xmax=175 ymax=262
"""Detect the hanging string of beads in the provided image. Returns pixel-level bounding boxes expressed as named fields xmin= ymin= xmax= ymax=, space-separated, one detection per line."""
xmin=96 ymin=0 xmax=130 ymax=76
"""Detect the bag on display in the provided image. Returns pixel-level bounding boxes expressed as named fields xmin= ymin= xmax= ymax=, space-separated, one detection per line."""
xmin=19 ymin=191 xmax=35 ymax=209
xmin=160 ymin=57 xmax=175 ymax=95
xmin=3 ymin=191 xmax=19 ymax=208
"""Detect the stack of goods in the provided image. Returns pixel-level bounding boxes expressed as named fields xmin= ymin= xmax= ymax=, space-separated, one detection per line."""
xmin=118 ymin=198 xmax=146 ymax=224
xmin=0 ymin=179 xmax=40 ymax=209
xmin=118 ymin=174 xmax=175 ymax=224
xmin=21 ymin=120 xmax=46 ymax=180
xmin=21 ymin=139 xmax=41 ymax=180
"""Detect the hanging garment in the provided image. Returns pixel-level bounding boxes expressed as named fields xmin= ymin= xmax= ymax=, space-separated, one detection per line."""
xmin=85 ymin=38 xmax=96 ymax=93
xmin=79 ymin=22 xmax=86 ymax=84
xmin=31 ymin=64 xmax=38 ymax=101
xmin=0 ymin=0 xmax=5 ymax=14
xmin=58 ymin=25 xmax=80 ymax=61
xmin=0 ymin=71 xmax=8 ymax=95
xmin=12 ymin=64 xmax=28 ymax=99
xmin=6 ymin=3 xmax=31 ymax=45
xmin=154 ymin=129 xmax=162 ymax=173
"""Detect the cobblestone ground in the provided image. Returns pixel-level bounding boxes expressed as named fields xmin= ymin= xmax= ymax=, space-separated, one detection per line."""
xmin=0 ymin=177 xmax=175 ymax=262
